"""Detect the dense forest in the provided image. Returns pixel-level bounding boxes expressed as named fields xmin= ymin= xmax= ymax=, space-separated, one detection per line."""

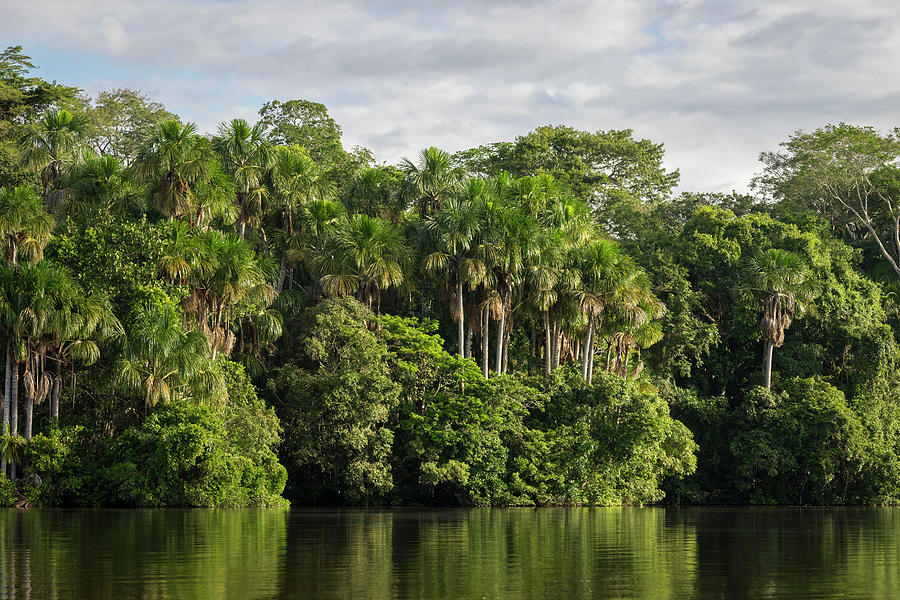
xmin=2 ymin=44 xmax=900 ymax=507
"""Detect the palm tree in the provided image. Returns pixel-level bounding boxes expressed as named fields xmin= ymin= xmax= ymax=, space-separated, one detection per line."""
xmin=62 ymin=151 xmax=144 ymax=217
xmin=214 ymin=119 xmax=272 ymax=239
xmin=576 ymin=240 xmax=624 ymax=383
xmin=525 ymin=229 xmax=568 ymax=376
xmin=116 ymin=301 xmax=225 ymax=413
xmin=20 ymin=109 xmax=89 ymax=206
xmin=746 ymin=249 xmax=816 ymax=390
xmin=132 ymin=120 xmax=214 ymax=219
xmin=400 ymin=147 xmax=464 ymax=218
xmin=168 ymin=228 xmax=277 ymax=360
xmin=46 ymin=289 xmax=121 ymax=421
xmin=270 ymin=145 xmax=334 ymax=290
xmin=346 ymin=167 xmax=401 ymax=220
xmin=313 ymin=214 xmax=409 ymax=312
xmin=190 ymin=161 xmax=237 ymax=229
xmin=0 ymin=186 xmax=54 ymax=265
xmin=423 ymin=196 xmax=487 ymax=357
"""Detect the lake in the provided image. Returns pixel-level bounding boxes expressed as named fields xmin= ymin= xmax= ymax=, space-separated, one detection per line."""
xmin=1 ymin=507 xmax=898 ymax=599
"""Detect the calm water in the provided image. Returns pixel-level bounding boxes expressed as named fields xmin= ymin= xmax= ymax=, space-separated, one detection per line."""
xmin=1 ymin=507 xmax=899 ymax=599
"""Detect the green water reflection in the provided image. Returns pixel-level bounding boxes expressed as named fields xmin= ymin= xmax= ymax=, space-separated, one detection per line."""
xmin=1 ymin=507 xmax=898 ymax=599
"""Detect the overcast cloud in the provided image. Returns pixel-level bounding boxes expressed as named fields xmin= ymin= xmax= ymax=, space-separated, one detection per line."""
xmin=4 ymin=0 xmax=900 ymax=192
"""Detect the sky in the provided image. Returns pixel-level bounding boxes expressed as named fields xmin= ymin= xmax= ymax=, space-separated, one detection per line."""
xmin=4 ymin=0 xmax=900 ymax=193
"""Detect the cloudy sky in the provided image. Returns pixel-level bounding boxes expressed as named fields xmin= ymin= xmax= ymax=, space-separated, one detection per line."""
xmin=4 ymin=0 xmax=900 ymax=192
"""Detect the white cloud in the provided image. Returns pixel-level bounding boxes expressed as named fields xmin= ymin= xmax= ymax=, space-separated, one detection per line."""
xmin=5 ymin=0 xmax=900 ymax=192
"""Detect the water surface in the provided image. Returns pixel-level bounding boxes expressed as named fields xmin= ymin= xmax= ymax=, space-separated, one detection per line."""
xmin=2 ymin=507 xmax=898 ymax=599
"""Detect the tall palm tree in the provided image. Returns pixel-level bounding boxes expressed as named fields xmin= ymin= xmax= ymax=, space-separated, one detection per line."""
xmin=576 ymin=240 xmax=625 ymax=383
xmin=0 ymin=186 xmax=54 ymax=265
xmin=167 ymin=228 xmax=277 ymax=360
xmin=20 ymin=109 xmax=89 ymax=206
xmin=46 ymin=289 xmax=121 ymax=421
xmin=423 ymin=196 xmax=487 ymax=357
xmin=400 ymin=147 xmax=464 ymax=218
xmin=313 ymin=214 xmax=409 ymax=312
xmin=214 ymin=119 xmax=272 ymax=239
xmin=746 ymin=249 xmax=816 ymax=390
xmin=270 ymin=145 xmax=334 ymax=290
xmin=116 ymin=301 xmax=225 ymax=413
xmin=132 ymin=120 xmax=214 ymax=219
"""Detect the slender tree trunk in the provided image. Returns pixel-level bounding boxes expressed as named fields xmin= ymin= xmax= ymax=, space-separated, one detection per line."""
xmin=586 ymin=335 xmax=595 ymax=385
xmin=9 ymin=359 xmax=17 ymax=480
xmin=456 ymin=280 xmax=465 ymax=358
xmin=277 ymin=256 xmax=288 ymax=292
xmin=543 ymin=310 xmax=551 ymax=376
xmin=553 ymin=325 xmax=562 ymax=369
xmin=1 ymin=346 xmax=9 ymax=475
xmin=259 ymin=226 xmax=271 ymax=258
xmin=623 ymin=347 xmax=632 ymax=380
xmin=465 ymin=323 xmax=473 ymax=359
xmin=25 ymin=389 xmax=33 ymax=443
xmin=10 ymin=360 xmax=18 ymax=437
xmin=50 ymin=375 xmax=61 ymax=421
xmin=481 ymin=306 xmax=489 ymax=378
xmin=502 ymin=318 xmax=510 ymax=374
xmin=582 ymin=317 xmax=594 ymax=381
xmin=495 ymin=300 xmax=505 ymax=376
xmin=764 ymin=341 xmax=774 ymax=390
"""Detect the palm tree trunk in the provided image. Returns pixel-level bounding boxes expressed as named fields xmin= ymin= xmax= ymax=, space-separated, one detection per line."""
xmin=277 ymin=256 xmax=288 ymax=292
xmin=552 ymin=321 xmax=562 ymax=369
xmin=456 ymin=280 xmax=465 ymax=358
xmin=10 ymin=360 xmax=18 ymax=437
xmin=465 ymin=323 xmax=473 ymax=359
xmin=495 ymin=299 xmax=505 ymax=376
xmin=51 ymin=375 xmax=61 ymax=421
xmin=259 ymin=226 xmax=271 ymax=258
xmin=1 ymin=346 xmax=9 ymax=475
xmin=623 ymin=347 xmax=632 ymax=380
xmin=543 ymin=310 xmax=551 ymax=376
xmin=502 ymin=318 xmax=510 ymax=374
xmin=582 ymin=317 xmax=594 ymax=381
xmin=481 ymin=306 xmax=489 ymax=378
xmin=586 ymin=335 xmax=595 ymax=385
xmin=25 ymin=386 xmax=33 ymax=443
xmin=764 ymin=341 xmax=774 ymax=390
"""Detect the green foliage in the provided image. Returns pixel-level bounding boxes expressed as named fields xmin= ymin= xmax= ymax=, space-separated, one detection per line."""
xmin=24 ymin=426 xmax=90 ymax=505
xmin=24 ymin=362 xmax=286 ymax=508
xmin=93 ymin=399 xmax=285 ymax=507
xmin=730 ymin=379 xmax=868 ymax=504
xmin=85 ymin=88 xmax=177 ymax=164
xmin=0 ymin=45 xmax=83 ymax=189
xmin=6 ymin=47 xmax=900 ymax=509
xmin=0 ymin=474 xmax=16 ymax=506
xmin=454 ymin=125 xmax=680 ymax=215
xmin=544 ymin=370 xmax=697 ymax=505
xmin=258 ymin=99 xmax=373 ymax=188
xmin=268 ymin=298 xmax=399 ymax=503
xmin=383 ymin=313 xmax=695 ymax=506
xmin=48 ymin=215 xmax=179 ymax=318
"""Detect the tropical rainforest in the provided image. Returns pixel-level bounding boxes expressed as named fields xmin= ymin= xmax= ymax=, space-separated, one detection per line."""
xmin=2 ymin=45 xmax=900 ymax=507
